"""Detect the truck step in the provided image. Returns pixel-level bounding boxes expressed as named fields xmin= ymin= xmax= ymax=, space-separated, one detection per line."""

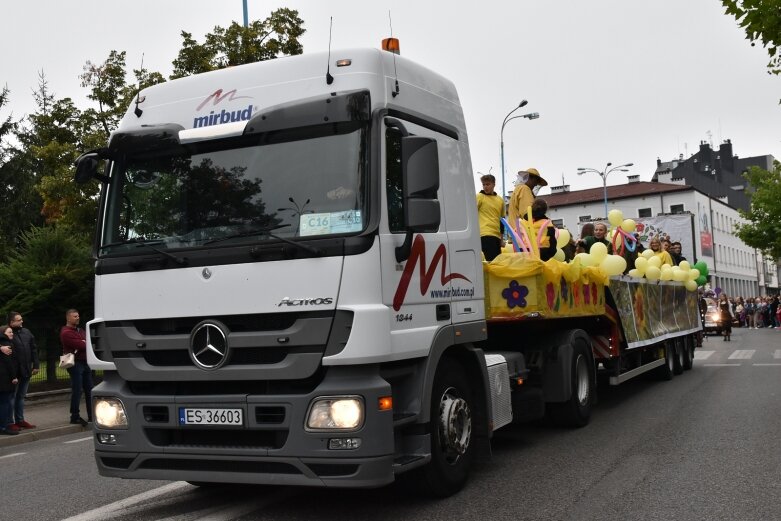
xmin=393 ymin=454 xmax=428 ymax=471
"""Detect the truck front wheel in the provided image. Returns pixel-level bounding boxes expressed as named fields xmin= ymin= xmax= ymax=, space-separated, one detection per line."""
xmin=413 ymin=357 xmax=475 ymax=497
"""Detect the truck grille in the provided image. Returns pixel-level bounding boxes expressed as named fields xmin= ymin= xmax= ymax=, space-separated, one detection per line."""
xmin=144 ymin=428 xmax=288 ymax=450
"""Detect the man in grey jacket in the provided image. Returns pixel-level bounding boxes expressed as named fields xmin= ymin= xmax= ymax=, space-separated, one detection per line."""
xmin=8 ymin=312 xmax=38 ymax=429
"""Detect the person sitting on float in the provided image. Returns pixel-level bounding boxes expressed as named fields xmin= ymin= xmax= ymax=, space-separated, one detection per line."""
xmin=522 ymin=198 xmax=557 ymax=261
xmin=648 ymin=237 xmax=674 ymax=266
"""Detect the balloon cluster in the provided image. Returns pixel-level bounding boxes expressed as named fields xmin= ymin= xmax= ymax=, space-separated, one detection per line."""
xmin=498 ymin=208 xmax=709 ymax=291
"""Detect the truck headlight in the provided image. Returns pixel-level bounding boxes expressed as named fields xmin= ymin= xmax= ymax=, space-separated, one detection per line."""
xmin=94 ymin=398 xmax=128 ymax=429
xmin=306 ymin=396 xmax=364 ymax=431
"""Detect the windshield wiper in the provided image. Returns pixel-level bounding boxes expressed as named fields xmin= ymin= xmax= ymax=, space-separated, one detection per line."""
xmin=101 ymin=238 xmax=188 ymax=266
xmin=205 ymin=224 xmax=321 ymax=256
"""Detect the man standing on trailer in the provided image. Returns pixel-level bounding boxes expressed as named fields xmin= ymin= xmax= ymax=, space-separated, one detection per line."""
xmin=476 ymin=174 xmax=506 ymax=261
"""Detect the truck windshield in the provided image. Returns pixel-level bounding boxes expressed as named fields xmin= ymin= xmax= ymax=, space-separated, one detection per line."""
xmin=100 ymin=123 xmax=367 ymax=255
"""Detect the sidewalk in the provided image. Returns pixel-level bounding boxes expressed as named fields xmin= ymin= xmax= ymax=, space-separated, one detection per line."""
xmin=0 ymin=390 xmax=88 ymax=448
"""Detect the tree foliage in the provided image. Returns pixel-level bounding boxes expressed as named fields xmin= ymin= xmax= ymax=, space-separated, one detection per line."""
xmin=0 ymin=226 xmax=94 ymax=354
xmin=171 ymin=8 xmax=305 ymax=78
xmin=723 ymin=0 xmax=781 ymax=75
xmin=735 ymin=161 xmax=781 ymax=260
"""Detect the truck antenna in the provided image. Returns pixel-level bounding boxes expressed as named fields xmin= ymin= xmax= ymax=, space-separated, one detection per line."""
xmin=325 ymin=17 xmax=334 ymax=85
xmin=134 ymin=53 xmax=145 ymax=118
xmin=389 ymin=11 xmax=400 ymax=97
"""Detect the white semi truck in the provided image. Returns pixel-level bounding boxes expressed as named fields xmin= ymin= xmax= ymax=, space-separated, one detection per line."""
xmin=75 ymin=44 xmax=701 ymax=496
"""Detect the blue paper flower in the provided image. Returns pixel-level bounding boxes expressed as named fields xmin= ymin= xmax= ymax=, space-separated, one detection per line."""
xmin=502 ymin=280 xmax=529 ymax=309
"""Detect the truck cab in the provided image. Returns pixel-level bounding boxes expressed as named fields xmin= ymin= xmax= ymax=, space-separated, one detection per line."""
xmin=75 ymin=47 xmax=489 ymax=495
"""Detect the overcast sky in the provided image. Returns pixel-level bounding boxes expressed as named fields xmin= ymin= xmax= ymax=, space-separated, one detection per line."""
xmin=3 ymin=0 xmax=779 ymax=197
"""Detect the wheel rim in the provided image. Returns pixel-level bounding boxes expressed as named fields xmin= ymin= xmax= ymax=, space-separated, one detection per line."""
xmin=574 ymin=354 xmax=590 ymax=405
xmin=438 ymin=386 xmax=472 ymax=465
xmin=667 ymin=345 xmax=674 ymax=371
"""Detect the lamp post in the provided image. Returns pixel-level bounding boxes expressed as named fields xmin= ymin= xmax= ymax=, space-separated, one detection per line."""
xmin=500 ymin=100 xmax=530 ymax=199
xmin=576 ymin=162 xmax=633 ymax=218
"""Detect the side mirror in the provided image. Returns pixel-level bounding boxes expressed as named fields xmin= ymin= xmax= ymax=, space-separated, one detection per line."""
xmin=401 ymin=136 xmax=440 ymax=232
xmin=74 ymin=152 xmax=101 ymax=184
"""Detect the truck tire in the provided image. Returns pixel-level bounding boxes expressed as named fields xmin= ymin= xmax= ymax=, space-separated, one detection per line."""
xmin=547 ymin=341 xmax=595 ymax=428
xmin=672 ymin=338 xmax=685 ymax=375
xmin=655 ymin=341 xmax=674 ymax=381
xmin=412 ymin=357 xmax=475 ymax=497
xmin=682 ymin=335 xmax=694 ymax=371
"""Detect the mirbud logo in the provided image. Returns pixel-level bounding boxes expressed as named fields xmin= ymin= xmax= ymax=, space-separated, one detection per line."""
xmin=192 ymin=89 xmax=255 ymax=129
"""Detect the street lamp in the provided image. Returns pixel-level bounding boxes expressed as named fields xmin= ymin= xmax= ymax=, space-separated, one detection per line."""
xmin=577 ymin=162 xmax=634 ymax=218
xmin=500 ymin=100 xmax=531 ymax=199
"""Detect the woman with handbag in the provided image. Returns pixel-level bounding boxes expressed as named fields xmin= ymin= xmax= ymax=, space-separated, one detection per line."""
xmin=60 ymin=309 xmax=93 ymax=426
xmin=719 ymin=294 xmax=733 ymax=341
xmin=0 ymin=325 xmax=20 ymax=435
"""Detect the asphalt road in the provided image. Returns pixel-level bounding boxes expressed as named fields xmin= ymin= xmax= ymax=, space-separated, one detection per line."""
xmin=2 ymin=327 xmax=779 ymax=521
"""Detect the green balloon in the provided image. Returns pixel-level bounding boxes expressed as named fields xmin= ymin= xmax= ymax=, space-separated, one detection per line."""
xmin=696 ymin=275 xmax=707 ymax=286
xmin=694 ymin=261 xmax=709 ymax=277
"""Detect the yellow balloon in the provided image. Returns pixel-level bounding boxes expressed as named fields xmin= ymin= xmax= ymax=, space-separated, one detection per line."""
xmin=685 ymin=279 xmax=698 ymax=292
xmin=679 ymin=260 xmax=691 ymax=272
xmin=590 ymin=242 xmax=608 ymax=262
xmin=688 ymin=268 xmax=700 ymax=280
xmin=634 ymin=256 xmax=648 ymax=273
xmin=553 ymin=248 xmax=566 ymax=261
xmin=557 ymin=229 xmax=571 ymax=246
xmin=621 ymin=219 xmax=636 ymax=233
xmin=608 ymin=209 xmax=624 ymax=227
xmin=645 ymin=266 xmax=661 ymax=280
xmin=502 ymin=243 xmax=514 ymax=254
xmin=672 ymin=267 xmax=688 ymax=281
xmin=660 ymin=268 xmax=673 ymax=281
xmin=576 ymin=252 xmax=596 ymax=267
xmin=600 ymin=255 xmax=627 ymax=276
xmin=627 ymin=268 xmax=642 ymax=278
xmin=647 ymin=256 xmax=662 ymax=268
xmin=641 ymin=249 xmax=654 ymax=259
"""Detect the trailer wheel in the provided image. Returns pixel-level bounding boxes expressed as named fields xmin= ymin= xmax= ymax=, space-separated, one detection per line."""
xmin=682 ymin=336 xmax=694 ymax=371
xmin=655 ymin=341 xmax=674 ymax=381
xmin=672 ymin=338 xmax=685 ymax=375
xmin=412 ymin=357 xmax=474 ymax=497
xmin=547 ymin=341 xmax=595 ymax=428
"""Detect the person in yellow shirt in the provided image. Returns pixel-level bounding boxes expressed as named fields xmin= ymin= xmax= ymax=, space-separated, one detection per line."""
xmin=476 ymin=174 xmax=505 ymax=261
xmin=508 ymin=168 xmax=548 ymax=226
xmin=648 ymin=237 xmax=674 ymax=266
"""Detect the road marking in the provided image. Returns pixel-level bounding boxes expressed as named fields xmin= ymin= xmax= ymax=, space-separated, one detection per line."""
xmin=64 ymin=436 xmax=93 ymax=444
xmin=774 ymin=350 xmax=781 ymax=359
xmin=694 ymin=350 xmax=714 ymax=360
xmin=753 ymin=363 xmax=781 ymax=366
xmin=0 ymin=452 xmax=26 ymax=460
xmin=156 ymin=489 xmax=297 ymax=521
xmin=60 ymin=481 xmax=191 ymax=521
xmin=728 ymin=350 xmax=756 ymax=360
xmin=704 ymin=363 xmax=742 ymax=367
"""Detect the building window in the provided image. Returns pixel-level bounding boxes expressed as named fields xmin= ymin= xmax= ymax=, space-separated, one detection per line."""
xmin=638 ymin=208 xmax=652 ymax=218
xmin=578 ymin=215 xmax=591 ymax=222
xmin=670 ymin=204 xmax=684 ymax=214
xmin=552 ymin=219 xmax=564 ymax=228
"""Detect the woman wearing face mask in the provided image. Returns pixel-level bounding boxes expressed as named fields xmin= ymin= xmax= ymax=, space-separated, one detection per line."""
xmin=508 ymin=168 xmax=548 ymax=226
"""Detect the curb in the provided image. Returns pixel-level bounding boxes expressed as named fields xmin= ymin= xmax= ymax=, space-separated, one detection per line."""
xmin=0 ymin=424 xmax=88 ymax=449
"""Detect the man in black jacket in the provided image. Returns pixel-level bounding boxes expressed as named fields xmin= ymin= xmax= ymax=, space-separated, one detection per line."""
xmin=8 ymin=312 xmax=38 ymax=429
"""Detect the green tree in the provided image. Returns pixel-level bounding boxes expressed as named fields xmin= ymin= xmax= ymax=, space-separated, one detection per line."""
xmin=0 ymin=225 xmax=94 ymax=380
xmin=735 ymin=162 xmax=781 ymax=259
xmin=723 ymin=0 xmax=781 ymax=75
xmin=171 ymin=8 xmax=305 ymax=78
xmin=0 ymin=83 xmax=46 ymax=256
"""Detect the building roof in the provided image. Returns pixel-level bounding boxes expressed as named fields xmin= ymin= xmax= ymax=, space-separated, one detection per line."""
xmin=543 ymin=181 xmax=693 ymax=209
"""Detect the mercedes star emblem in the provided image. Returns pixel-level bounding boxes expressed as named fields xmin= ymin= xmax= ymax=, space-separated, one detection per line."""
xmin=202 ymin=268 xmax=212 ymax=279
xmin=189 ymin=321 xmax=229 ymax=370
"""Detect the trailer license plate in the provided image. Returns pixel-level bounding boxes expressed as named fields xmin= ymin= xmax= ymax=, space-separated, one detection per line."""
xmin=179 ymin=408 xmax=243 ymax=426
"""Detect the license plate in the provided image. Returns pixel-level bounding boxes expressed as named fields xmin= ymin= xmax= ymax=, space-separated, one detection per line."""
xmin=179 ymin=408 xmax=243 ymax=426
